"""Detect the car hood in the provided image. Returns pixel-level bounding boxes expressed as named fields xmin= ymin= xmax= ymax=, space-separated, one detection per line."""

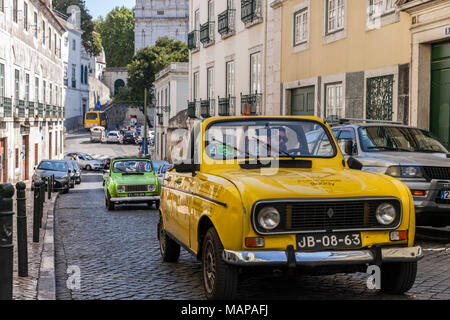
xmin=212 ymin=167 xmax=404 ymax=205
xmin=113 ymin=174 xmax=158 ymax=185
xmin=35 ymin=170 xmax=68 ymax=178
xmin=358 ymin=152 xmax=450 ymax=168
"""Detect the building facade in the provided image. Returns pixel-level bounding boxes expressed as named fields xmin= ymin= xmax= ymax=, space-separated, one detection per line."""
xmin=134 ymin=0 xmax=189 ymax=52
xmin=0 ymin=0 xmax=66 ymax=184
xmin=154 ymin=62 xmax=189 ymax=161
xmin=398 ymin=0 xmax=450 ymax=144
xmin=188 ymin=0 xmax=279 ymax=121
xmin=278 ymin=0 xmax=412 ymax=125
xmin=59 ymin=16 xmax=90 ymax=131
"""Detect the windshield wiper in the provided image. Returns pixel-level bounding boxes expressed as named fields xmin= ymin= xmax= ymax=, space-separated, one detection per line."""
xmin=251 ymin=136 xmax=296 ymax=160
xmin=367 ymin=146 xmax=412 ymax=152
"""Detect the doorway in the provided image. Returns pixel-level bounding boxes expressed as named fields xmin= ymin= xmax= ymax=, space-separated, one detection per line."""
xmin=0 ymin=138 xmax=7 ymax=183
xmin=430 ymin=41 xmax=450 ymax=145
xmin=22 ymin=135 xmax=29 ymax=181
xmin=49 ymin=132 xmax=52 ymax=160
xmin=290 ymin=86 xmax=315 ymax=116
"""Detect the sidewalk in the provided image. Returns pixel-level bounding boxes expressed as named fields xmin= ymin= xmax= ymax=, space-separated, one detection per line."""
xmin=12 ymin=189 xmax=58 ymax=300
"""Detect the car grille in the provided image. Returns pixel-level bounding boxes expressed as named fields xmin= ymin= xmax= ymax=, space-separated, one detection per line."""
xmin=253 ymin=199 xmax=402 ymax=234
xmin=125 ymin=185 xmax=149 ymax=193
xmin=423 ymin=167 xmax=450 ymax=180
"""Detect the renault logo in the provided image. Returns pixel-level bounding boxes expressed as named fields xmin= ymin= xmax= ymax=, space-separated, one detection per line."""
xmin=327 ymin=208 xmax=335 ymax=218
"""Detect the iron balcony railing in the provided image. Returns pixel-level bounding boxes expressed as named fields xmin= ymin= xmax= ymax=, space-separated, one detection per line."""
xmin=241 ymin=0 xmax=262 ymax=25
xmin=188 ymin=100 xmax=201 ymax=119
xmin=17 ymin=100 xmax=26 ymax=118
xmin=45 ymin=105 xmax=51 ymax=118
xmin=218 ymin=96 xmax=236 ymax=116
xmin=201 ymin=99 xmax=215 ymax=118
xmin=38 ymin=103 xmax=44 ymax=117
xmin=241 ymin=93 xmax=262 ymax=116
xmin=200 ymin=22 xmax=215 ymax=45
xmin=28 ymin=101 xmax=36 ymax=118
xmin=218 ymin=9 xmax=236 ymax=37
xmin=188 ymin=30 xmax=200 ymax=50
xmin=0 ymin=97 xmax=12 ymax=118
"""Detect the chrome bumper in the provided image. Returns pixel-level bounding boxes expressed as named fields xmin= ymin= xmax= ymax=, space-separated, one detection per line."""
xmin=110 ymin=196 xmax=160 ymax=202
xmin=222 ymin=246 xmax=423 ymax=267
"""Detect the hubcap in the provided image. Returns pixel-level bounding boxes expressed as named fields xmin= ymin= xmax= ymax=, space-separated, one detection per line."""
xmin=203 ymin=240 xmax=216 ymax=294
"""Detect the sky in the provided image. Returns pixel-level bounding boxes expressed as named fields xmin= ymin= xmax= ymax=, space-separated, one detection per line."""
xmin=84 ymin=0 xmax=135 ymax=19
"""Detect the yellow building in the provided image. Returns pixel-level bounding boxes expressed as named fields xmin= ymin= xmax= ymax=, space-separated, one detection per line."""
xmin=277 ymin=0 xmax=412 ymax=124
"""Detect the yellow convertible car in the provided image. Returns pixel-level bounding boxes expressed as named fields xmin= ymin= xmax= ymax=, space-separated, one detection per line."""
xmin=158 ymin=116 xmax=423 ymax=300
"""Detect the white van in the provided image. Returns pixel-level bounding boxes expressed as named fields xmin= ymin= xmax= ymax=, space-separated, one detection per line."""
xmin=90 ymin=126 xmax=106 ymax=143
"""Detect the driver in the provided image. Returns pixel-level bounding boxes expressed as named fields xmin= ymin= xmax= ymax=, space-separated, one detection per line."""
xmin=137 ymin=161 xmax=147 ymax=173
xmin=270 ymin=127 xmax=288 ymax=154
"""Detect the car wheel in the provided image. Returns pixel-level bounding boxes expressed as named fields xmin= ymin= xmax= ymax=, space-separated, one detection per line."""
xmin=202 ymin=227 xmax=238 ymax=300
xmin=86 ymin=165 xmax=92 ymax=171
xmin=105 ymin=194 xmax=115 ymax=211
xmin=70 ymin=181 xmax=75 ymax=189
xmin=154 ymin=200 xmax=160 ymax=209
xmin=63 ymin=184 xmax=69 ymax=194
xmin=381 ymin=261 xmax=418 ymax=294
xmin=158 ymin=216 xmax=180 ymax=263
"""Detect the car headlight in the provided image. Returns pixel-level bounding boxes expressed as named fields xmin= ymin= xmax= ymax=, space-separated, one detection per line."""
xmin=148 ymin=184 xmax=156 ymax=192
xmin=257 ymin=207 xmax=281 ymax=231
xmin=386 ymin=166 xmax=423 ymax=178
xmin=117 ymin=185 xmax=125 ymax=193
xmin=375 ymin=203 xmax=397 ymax=225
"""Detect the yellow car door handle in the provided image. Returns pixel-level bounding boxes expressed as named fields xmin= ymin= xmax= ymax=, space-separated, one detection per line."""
xmin=175 ymin=178 xmax=183 ymax=184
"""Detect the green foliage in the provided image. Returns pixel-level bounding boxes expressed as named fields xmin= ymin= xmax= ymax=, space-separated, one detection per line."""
xmin=112 ymin=86 xmax=147 ymax=107
xmin=53 ymin=0 xmax=102 ymax=57
xmin=94 ymin=7 xmax=135 ymax=68
xmin=127 ymin=37 xmax=188 ymax=97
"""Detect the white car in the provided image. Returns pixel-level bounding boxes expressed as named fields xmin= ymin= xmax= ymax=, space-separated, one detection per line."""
xmin=65 ymin=152 xmax=104 ymax=171
xmin=106 ymin=131 xmax=122 ymax=144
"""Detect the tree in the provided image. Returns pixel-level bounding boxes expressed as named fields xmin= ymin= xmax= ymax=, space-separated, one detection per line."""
xmin=53 ymin=0 xmax=102 ymax=57
xmin=94 ymin=7 xmax=135 ymax=68
xmin=127 ymin=37 xmax=188 ymax=98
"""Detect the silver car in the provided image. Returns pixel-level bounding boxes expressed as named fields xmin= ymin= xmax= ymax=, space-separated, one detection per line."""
xmin=65 ymin=152 xmax=104 ymax=171
xmin=331 ymin=122 xmax=450 ymax=227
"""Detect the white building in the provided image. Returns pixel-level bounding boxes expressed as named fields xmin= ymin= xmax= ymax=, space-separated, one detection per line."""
xmin=154 ymin=62 xmax=189 ymax=160
xmin=58 ymin=14 xmax=90 ymax=132
xmin=0 ymin=0 xmax=66 ymax=184
xmin=134 ymin=0 xmax=189 ymax=51
xmin=89 ymin=47 xmax=106 ymax=81
xmin=188 ymin=0 xmax=280 ymax=120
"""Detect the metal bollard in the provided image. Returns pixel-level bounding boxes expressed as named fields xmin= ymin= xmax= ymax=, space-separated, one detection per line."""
xmin=39 ymin=179 xmax=45 ymax=228
xmin=33 ymin=181 xmax=42 ymax=243
xmin=0 ymin=183 xmax=16 ymax=300
xmin=50 ymin=175 xmax=54 ymax=194
xmin=16 ymin=182 xmax=28 ymax=277
xmin=47 ymin=176 xmax=51 ymax=200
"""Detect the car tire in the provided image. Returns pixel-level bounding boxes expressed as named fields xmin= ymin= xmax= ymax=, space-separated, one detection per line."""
xmin=63 ymin=184 xmax=69 ymax=194
xmin=158 ymin=216 xmax=180 ymax=263
xmin=202 ymin=227 xmax=238 ymax=300
xmin=86 ymin=165 xmax=92 ymax=171
xmin=381 ymin=261 xmax=418 ymax=294
xmin=154 ymin=200 xmax=160 ymax=209
xmin=70 ymin=181 xmax=75 ymax=189
xmin=106 ymin=193 xmax=115 ymax=211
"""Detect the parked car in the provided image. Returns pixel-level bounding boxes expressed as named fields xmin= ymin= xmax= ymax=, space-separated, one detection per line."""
xmin=32 ymin=160 xmax=71 ymax=194
xmin=158 ymin=116 xmax=423 ymax=300
xmin=65 ymin=152 xmax=104 ymax=171
xmin=65 ymin=160 xmax=77 ymax=188
xmin=155 ymin=162 xmax=172 ymax=184
xmin=123 ymin=131 xmax=138 ymax=145
xmin=106 ymin=131 xmax=123 ymax=144
xmin=331 ymin=122 xmax=450 ymax=227
xmin=104 ymin=158 xmax=161 ymax=210
xmin=90 ymin=126 xmax=106 ymax=143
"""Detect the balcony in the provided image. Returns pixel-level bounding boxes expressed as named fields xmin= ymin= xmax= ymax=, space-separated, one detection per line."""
xmin=241 ymin=93 xmax=262 ymax=116
xmin=218 ymin=97 xmax=236 ymax=116
xmin=17 ymin=100 xmax=26 ymax=118
xmin=188 ymin=30 xmax=200 ymax=51
xmin=27 ymin=101 xmax=36 ymax=118
xmin=38 ymin=103 xmax=44 ymax=118
xmin=200 ymin=22 xmax=215 ymax=46
xmin=218 ymin=9 xmax=236 ymax=38
xmin=0 ymin=97 xmax=12 ymax=118
xmin=241 ymin=0 xmax=263 ymax=26
xmin=188 ymin=101 xmax=198 ymax=119
xmin=201 ymin=99 xmax=215 ymax=118
xmin=157 ymin=112 xmax=163 ymax=126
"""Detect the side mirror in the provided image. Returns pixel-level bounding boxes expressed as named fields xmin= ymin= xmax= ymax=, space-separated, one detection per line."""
xmin=345 ymin=140 xmax=356 ymax=156
xmin=174 ymin=162 xmax=197 ymax=174
xmin=347 ymin=157 xmax=363 ymax=170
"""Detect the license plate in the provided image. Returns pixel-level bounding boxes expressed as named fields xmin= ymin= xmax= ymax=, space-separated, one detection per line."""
xmin=87 ymin=123 xmax=95 ymax=127
xmin=440 ymin=191 xmax=450 ymax=200
xmin=133 ymin=193 xmax=146 ymax=197
xmin=296 ymin=232 xmax=362 ymax=251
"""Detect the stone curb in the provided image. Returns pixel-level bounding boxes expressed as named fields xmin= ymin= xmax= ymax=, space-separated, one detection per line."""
xmin=37 ymin=193 xmax=59 ymax=300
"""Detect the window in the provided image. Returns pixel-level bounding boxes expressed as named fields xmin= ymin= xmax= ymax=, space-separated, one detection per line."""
xmin=325 ymin=83 xmax=344 ymax=118
xmin=369 ymin=0 xmax=396 ymax=19
xmin=43 ymin=81 xmax=46 ymax=104
xmin=193 ymin=72 xmax=199 ymax=100
xmin=33 ymin=12 xmax=37 ymax=38
xmin=72 ymin=39 xmax=76 ymax=51
xmin=72 ymin=65 xmax=76 ymax=88
xmin=208 ymin=0 xmax=214 ymax=22
xmin=84 ymin=66 xmax=88 ymax=84
xmin=25 ymin=74 xmax=30 ymax=101
xmin=194 ymin=9 xmax=200 ymax=30
xmin=49 ymin=83 xmax=52 ymax=104
xmin=157 ymin=10 xmax=164 ymax=15
xmin=326 ymin=0 xmax=345 ymax=34
xmin=250 ymin=52 xmax=262 ymax=94
xmin=207 ymin=67 xmax=214 ymax=100
xmin=48 ymin=27 xmax=51 ymax=49
xmin=294 ymin=8 xmax=308 ymax=46
xmin=15 ymin=149 xmax=19 ymax=169
xmin=55 ymin=85 xmax=58 ymax=106
xmin=0 ymin=64 xmax=4 ymax=98
xmin=13 ymin=0 xmax=18 ymax=23
xmin=14 ymin=70 xmax=19 ymax=100
xmin=226 ymin=61 xmax=235 ymax=97
xmin=80 ymin=65 xmax=84 ymax=84
xmin=42 ymin=21 xmax=45 ymax=45
xmin=336 ymin=129 xmax=356 ymax=155
xmin=54 ymin=34 xmax=57 ymax=55
xmin=0 ymin=0 xmax=4 ymax=13
xmin=35 ymin=77 xmax=39 ymax=102
xmin=23 ymin=2 xmax=28 ymax=30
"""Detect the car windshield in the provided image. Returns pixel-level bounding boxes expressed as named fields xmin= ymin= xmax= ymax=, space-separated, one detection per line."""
xmin=359 ymin=126 xmax=449 ymax=153
xmin=38 ymin=161 xmax=67 ymax=172
xmin=83 ymin=154 xmax=94 ymax=160
xmin=86 ymin=113 xmax=98 ymax=120
xmin=204 ymin=119 xmax=336 ymax=160
xmin=112 ymin=160 xmax=153 ymax=173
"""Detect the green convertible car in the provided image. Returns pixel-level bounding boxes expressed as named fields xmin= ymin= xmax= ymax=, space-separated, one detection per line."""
xmin=104 ymin=158 xmax=161 ymax=211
